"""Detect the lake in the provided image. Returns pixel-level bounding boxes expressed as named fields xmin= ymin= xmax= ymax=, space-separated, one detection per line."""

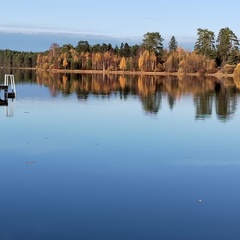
xmin=1 ymin=70 xmax=240 ymax=240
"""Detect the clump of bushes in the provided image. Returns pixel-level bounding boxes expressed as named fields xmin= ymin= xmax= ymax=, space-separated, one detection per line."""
xmin=233 ymin=64 xmax=240 ymax=78
xmin=222 ymin=64 xmax=236 ymax=74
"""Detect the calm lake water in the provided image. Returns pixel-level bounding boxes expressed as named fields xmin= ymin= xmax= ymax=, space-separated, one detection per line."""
xmin=1 ymin=70 xmax=240 ymax=240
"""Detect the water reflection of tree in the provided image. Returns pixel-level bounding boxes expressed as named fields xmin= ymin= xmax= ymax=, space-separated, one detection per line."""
xmin=194 ymin=93 xmax=214 ymax=119
xmin=162 ymin=76 xmax=179 ymax=109
xmin=0 ymin=69 xmax=36 ymax=83
xmin=141 ymin=93 xmax=161 ymax=114
xmin=137 ymin=76 xmax=163 ymax=114
xmin=35 ymin=71 xmax=240 ymax=119
xmin=215 ymin=80 xmax=237 ymax=120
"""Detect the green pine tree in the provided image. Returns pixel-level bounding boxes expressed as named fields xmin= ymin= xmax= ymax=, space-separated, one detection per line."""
xmin=216 ymin=27 xmax=239 ymax=65
xmin=168 ymin=36 xmax=178 ymax=51
xmin=194 ymin=28 xmax=216 ymax=58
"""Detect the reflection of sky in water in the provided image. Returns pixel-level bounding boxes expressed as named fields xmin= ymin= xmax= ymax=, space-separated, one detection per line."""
xmin=0 ymin=83 xmax=240 ymax=239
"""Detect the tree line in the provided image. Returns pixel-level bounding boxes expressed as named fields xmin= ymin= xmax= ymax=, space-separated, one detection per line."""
xmin=1 ymin=27 xmax=240 ymax=74
xmin=0 ymin=49 xmax=38 ymax=68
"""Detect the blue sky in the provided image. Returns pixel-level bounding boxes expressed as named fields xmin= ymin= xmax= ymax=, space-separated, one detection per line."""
xmin=0 ymin=0 xmax=240 ymax=51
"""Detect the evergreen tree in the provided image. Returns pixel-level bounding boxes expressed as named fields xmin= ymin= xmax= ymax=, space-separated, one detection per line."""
xmin=194 ymin=28 xmax=216 ymax=58
xmin=130 ymin=44 xmax=140 ymax=57
xmin=114 ymin=45 xmax=120 ymax=55
xmin=100 ymin=43 xmax=109 ymax=53
xmin=119 ymin=43 xmax=131 ymax=57
xmin=142 ymin=32 xmax=164 ymax=56
xmin=92 ymin=44 xmax=101 ymax=53
xmin=216 ymin=27 xmax=239 ymax=65
xmin=168 ymin=36 xmax=178 ymax=51
xmin=75 ymin=41 xmax=90 ymax=53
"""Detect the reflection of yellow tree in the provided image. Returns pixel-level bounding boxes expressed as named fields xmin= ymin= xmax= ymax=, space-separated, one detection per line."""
xmin=137 ymin=76 xmax=156 ymax=96
xmin=62 ymin=75 xmax=72 ymax=95
xmin=62 ymin=75 xmax=68 ymax=86
xmin=36 ymin=72 xmax=239 ymax=120
xmin=92 ymin=77 xmax=101 ymax=93
xmin=119 ymin=75 xmax=126 ymax=89
xmin=234 ymin=77 xmax=240 ymax=89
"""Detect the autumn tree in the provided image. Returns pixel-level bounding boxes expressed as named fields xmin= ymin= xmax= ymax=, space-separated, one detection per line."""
xmin=194 ymin=28 xmax=216 ymax=58
xmin=178 ymin=52 xmax=210 ymax=74
xmin=119 ymin=57 xmax=127 ymax=71
xmin=70 ymin=49 xmax=80 ymax=69
xmin=92 ymin=52 xmax=102 ymax=70
xmin=103 ymin=51 xmax=111 ymax=70
xmin=62 ymin=53 xmax=68 ymax=70
xmin=112 ymin=55 xmax=121 ymax=70
xmin=138 ymin=50 xmax=149 ymax=71
xmin=60 ymin=44 xmax=74 ymax=69
xmin=36 ymin=53 xmax=43 ymax=69
xmin=85 ymin=52 xmax=92 ymax=69
xmin=234 ymin=64 xmax=240 ymax=79
xmin=164 ymin=49 xmax=183 ymax=72
xmin=48 ymin=43 xmax=60 ymax=69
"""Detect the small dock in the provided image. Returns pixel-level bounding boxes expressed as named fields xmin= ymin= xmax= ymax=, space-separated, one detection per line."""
xmin=0 ymin=74 xmax=16 ymax=103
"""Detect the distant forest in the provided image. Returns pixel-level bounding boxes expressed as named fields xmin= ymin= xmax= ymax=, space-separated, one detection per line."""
xmin=1 ymin=27 xmax=240 ymax=75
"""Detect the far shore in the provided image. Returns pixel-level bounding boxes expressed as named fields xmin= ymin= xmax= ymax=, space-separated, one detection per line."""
xmin=5 ymin=67 xmax=235 ymax=78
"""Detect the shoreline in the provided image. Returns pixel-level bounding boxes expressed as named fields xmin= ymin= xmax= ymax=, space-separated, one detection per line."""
xmin=4 ymin=67 xmax=235 ymax=78
xmin=48 ymin=69 xmax=235 ymax=79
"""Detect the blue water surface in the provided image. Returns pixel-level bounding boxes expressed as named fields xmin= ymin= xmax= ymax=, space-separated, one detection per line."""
xmin=0 ymin=77 xmax=240 ymax=240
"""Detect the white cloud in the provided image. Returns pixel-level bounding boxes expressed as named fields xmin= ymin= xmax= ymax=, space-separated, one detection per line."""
xmin=0 ymin=24 xmax=101 ymax=36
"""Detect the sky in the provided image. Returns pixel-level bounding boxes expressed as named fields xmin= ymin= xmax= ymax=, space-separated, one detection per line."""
xmin=0 ymin=0 xmax=240 ymax=51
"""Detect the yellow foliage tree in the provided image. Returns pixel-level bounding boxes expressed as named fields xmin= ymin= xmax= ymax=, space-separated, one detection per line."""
xmin=103 ymin=51 xmax=111 ymax=70
xmin=113 ymin=55 xmax=121 ymax=71
xmin=119 ymin=57 xmax=127 ymax=71
xmin=138 ymin=50 xmax=151 ymax=71
xmin=149 ymin=52 xmax=157 ymax=71
xmin=95 ymin=52 xmax=102 ymax=70
xmin=63 ymin=57 xmax=68 ymax=69
xmin=164 ymin=48 xmax=187 ymax=72
xmin=233 ymin=64 xmax=240 ymax=89
xmin=138 ymin=55 xmax=144 ymax=71
xmin=178 ymin=52 xmax=210 ymax=74
xmin=234 ymin=64 xmax=240 ymax=77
